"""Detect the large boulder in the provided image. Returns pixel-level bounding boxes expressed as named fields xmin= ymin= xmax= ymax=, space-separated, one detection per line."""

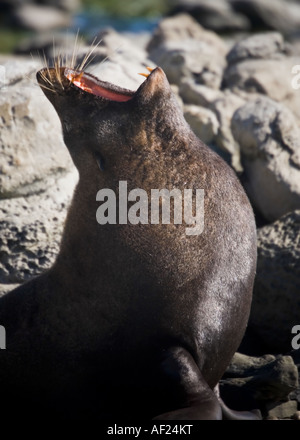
xmin=223 ymin=32 xmax=300 ymax=119
xmin=180 ymin=79 xmax=246 ymax=170
xmin=169 ymin=0 xmax=250 ymax=32
xmin=7 ymin=0 xmax=80 ymax=31
xmin=147 ymin=13 xmax=228 ymax=90
xmin=0 ymin=57 xmax=73 ymax=199
xmin=232 ymin=96 xmax=300 ymax=222
xmin=0 ymin=171 xmax=78 ymax=294
xmin=249 ymin=210 xmax=300 ymax=353
xmin=231 ymin=0 xmax=300 ymax=35
xmin=221 ymin=351 xmax=299 ymax=418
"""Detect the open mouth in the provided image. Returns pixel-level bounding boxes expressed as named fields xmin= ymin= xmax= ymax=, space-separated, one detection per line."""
xmin=37 ymin=65 xmax=156 ymax=103
xmin=64 ymin=67 xmax=153 ymax=103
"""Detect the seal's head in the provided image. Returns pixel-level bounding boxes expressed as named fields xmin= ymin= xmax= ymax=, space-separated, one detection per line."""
xmin=36 ymin=64 xmax=187 ymax=177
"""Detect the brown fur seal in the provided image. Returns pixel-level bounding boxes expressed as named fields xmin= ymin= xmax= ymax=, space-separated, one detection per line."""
xmin=0 ymin=62 xmax=259 ymax=422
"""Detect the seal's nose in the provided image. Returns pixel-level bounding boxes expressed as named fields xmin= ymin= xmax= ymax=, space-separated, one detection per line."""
xmin=135 ymin=66 xmax=170 ymax=103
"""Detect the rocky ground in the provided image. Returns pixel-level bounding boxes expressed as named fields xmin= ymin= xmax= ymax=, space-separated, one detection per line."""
xmin=1 ymin=0 xmax=300 ymax=420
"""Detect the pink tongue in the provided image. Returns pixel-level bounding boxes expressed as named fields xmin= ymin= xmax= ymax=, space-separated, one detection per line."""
xmin=72 ymin=77 xmax=133 ymax=102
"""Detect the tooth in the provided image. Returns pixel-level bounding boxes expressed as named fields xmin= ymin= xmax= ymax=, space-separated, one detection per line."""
xmin=138 ymin=72 xmax=150 ymax=78
xmin=146 ymin=67 xmax=154 ymax=72
xmin=73 ymin=71 xmax=84 ymax=82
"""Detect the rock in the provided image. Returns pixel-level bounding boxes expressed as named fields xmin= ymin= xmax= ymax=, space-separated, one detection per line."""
xmin=1 ymin=0 xmax=80 ymax=13
xmin=249 ymin=211 xmax=300 ymax=353
xmin=147 ymin=13 xmax=227 ymax=89
xmin=15 ymin=32 xmax=85 ymax=58
xmin=179 ymin=79 xmax=245 ymax=170
xmin=183 ymin=104 xmax=219 ymax=145
xmin=179 ymin=79 xmax=224 ymax=107
xmin=291 ymin=411 xmax=300 ymax=420
xmin=226 ymin=32 xmax=286 ymax=64
xmin=225 ymin=352 xmax=277 ymax=377
xmin=209 ymin=91 xmax=245 ymax=171
xmin=0 ymin=170 xmax=78 ymax=286
xmin=231 ymin=0 xmax=300 ymax=35
xmin=11 ymin=4 xmax=72 ymax=31
xmin=147 ymin=13 xmax=227 ymax=52
xmin=92 ymin=27 xmax=148 ymax=62
xmin=223 ymin=33 xmax=300 ymax=119
xmin=232 ymin=96 xmax=300 ymax=222
xmin=0 ymin=57 xmax=74 ymax=199
xmin=265 ymin=400 xmax=298 ymax=419
xmin=220 ymin=352 xmax=298 ymax=413
xmin=169 ymin=0 xmax=251 ymax=32
xmin=42 ymin=0 xmax=81 ymax=13
xmin=0 ymin=284 xmax=19 ymax=297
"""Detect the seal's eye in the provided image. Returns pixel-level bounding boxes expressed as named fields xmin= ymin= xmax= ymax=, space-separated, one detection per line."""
xmin=64 ymin=68 xmax=134 ymax=102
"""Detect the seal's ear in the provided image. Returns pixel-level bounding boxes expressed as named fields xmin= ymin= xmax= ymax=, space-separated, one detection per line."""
xmin=94 ymin=151 xmax=105 ymax=171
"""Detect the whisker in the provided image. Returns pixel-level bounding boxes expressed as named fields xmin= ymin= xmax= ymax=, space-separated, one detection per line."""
xmin=74 ymin=33 xmax=87 ymax=71
xmin=42 ymin=50 xmax=52 ymax=83
xmin=78 ymin=36 xmax=101 ymax=72
xmin=39 ymin=83 xmax=56 ymax=93
xmin=71 ymin=29 xmax=81 ymax=70
xmin=52 ymin=37 xmax=62 ymax=88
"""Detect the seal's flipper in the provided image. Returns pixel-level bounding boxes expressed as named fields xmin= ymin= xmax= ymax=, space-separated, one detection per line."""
xmin=153 ymin=347 xmax=222 ymax=420
xmin=214 ymin=385 xmax=262 ymax=420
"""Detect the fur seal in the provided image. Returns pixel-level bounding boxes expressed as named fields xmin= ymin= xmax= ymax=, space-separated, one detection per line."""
xmin=0 ymin=62 xmax=258 ymax=421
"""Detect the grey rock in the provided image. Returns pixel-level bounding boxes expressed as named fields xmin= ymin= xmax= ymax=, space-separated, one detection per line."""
xmin=184 ymin=104 xmax=219 ymax=145
xmin=232 ymin=96 xmax=300 ymax=221
xmin=179 ymin=80 xmax=224 ymax=107
xmin=0 ymin=170 xmax=78 ymax=285
xmin=180 ymin=79 xmax=245 ymax=170
xmin=92 ymin=27 xmax=148 ymax=62
xmin=224 ymin=34 xmax=300 ymax=119
xmin=11 ymin=4 xmax=72 ymax=31
xmin=226 ymin=32 xmax=286 ymax=64
xmin=0 ymin=284 xmax=19 ymax=297
xmin=147 ymin=13 xmax=226 ymax=52
xmin=41 ymin=0 xmax=81 ymax=12
xmin=1 ymin=0 xmax=80 ymax=12
xmin=225 ymin=352 xmax=276 ymax=377
xmin=147 ymin=13 xmax=227 ymax=89
xmin=231 ymin=0 xmax=300 ymax=35
xmin=221 ymin=352 xmax=298 ymax=413
xmin=209 ymin=91 xmax=245 ymax=171
xmin=0 ymin=57 xmax=74 ymax=199
xmin=15 ymin=32 xmax=85 ymax=57
xmin=169 ymin=0 xmax=251 ymax=32
xmin=249 ymin=210 xmax=300 ymax=353
xmin=291 ymin=411 xmax=300 ymax=420
xmin=265 ymin=400 xmax=298 ymax=419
